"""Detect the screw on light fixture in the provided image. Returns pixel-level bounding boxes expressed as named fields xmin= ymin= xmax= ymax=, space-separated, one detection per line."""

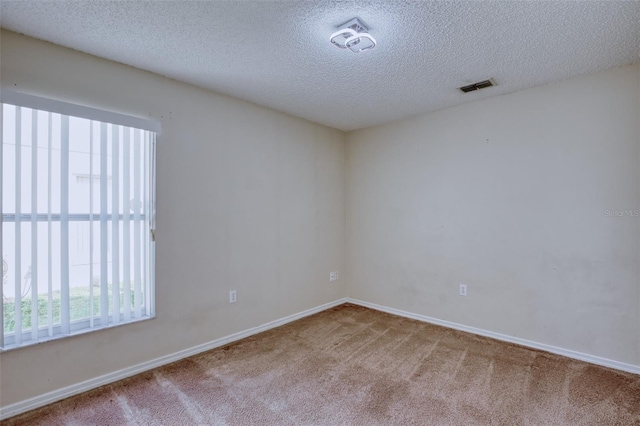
xmin=330 ymin=17 xmax=376 ymax=53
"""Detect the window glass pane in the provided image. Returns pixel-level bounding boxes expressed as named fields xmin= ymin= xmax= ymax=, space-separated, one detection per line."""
xmin=19 ymin=108 xmax=32 ymax=214
xmin=2 ymin=127 xmax=15 ymax=213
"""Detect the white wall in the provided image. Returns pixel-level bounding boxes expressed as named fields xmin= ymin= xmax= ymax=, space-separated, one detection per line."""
xmin=0 ymin=30 xmax=346 ymax=407
xmin=347 ymin=64 xmax=640 ymax=366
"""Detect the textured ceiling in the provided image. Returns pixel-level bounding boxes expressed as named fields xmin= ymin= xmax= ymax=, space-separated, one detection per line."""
xmin=1 ymin=1 xmax=639 ymax=131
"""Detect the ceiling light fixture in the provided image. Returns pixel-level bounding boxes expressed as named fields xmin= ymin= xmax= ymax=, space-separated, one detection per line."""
xmin=330 ymin=18 xmax=376 ymax=53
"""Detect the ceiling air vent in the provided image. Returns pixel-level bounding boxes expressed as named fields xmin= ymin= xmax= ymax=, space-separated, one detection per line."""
xmin=459 ymin=79 xmax=496 ymax=93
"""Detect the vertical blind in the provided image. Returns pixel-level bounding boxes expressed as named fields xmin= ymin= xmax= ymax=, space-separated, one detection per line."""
xmin=1 ymin=91 xmax=157 ymax=349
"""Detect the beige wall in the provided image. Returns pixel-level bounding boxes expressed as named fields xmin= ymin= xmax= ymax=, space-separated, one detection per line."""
xmin=347 ymin=64 xmax=640 ymax=366
xmin=0 ymin=30 xmax=346 ymax=406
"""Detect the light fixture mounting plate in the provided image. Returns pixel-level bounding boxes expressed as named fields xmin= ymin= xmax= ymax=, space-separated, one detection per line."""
xmin=337 ymin=17 xmax=370 ymax=35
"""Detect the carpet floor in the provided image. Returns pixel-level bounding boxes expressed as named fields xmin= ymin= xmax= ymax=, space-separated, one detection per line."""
xmin=3 ymin=303 xmax=640 ymax=425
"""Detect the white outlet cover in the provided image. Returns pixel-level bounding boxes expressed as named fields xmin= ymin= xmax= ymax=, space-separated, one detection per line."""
xmin=229 ymin=290 xmax=237 ymax=303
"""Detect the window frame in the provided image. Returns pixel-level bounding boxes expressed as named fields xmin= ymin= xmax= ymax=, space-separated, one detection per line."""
xmin=0 ymin=90 xmax=159 ymax=351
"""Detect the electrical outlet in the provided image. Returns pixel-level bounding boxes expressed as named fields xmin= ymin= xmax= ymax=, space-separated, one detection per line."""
xmin=329 ymin=271 xmax=338 ymax=282
xmin=229 ymin=290 xmax=237 ymax=303
xmin=459 ymin=284 xmax=467 ymax=296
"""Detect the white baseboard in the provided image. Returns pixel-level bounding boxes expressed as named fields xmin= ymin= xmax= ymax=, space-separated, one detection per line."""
xmin=0 ymin=298 xmax=348 ymax=421
xmin=346 ymin=298 xmax=640 ymax=375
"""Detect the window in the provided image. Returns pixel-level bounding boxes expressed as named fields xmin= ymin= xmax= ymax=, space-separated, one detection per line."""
xmin=1 ymin=91 xmax=158 ymax=349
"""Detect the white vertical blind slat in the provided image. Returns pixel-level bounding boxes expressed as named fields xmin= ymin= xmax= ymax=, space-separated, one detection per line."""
xmin=89 ymin=122 xmax=94 ymax=328
xmin=111 ymin=125 xmax=120 ymax=325
xmin=60 ymin=115 xmax=70 ymax=335
xmin=47 ymin=113 xmax=53 ymax=337
xmin=133 ymin=130 xmax=141 ymax=318
xmin=100 ymin=123 xmax=109 ymax=327
xmin=14 ymin=106 xmax=22 ymax=345
xmin=31 ymin=110 xmax=38 ymax=341
xmin=123 ymin=128 xmax=131 ymax=321
xmin=0 ymin=104 xmax=4 ymax=347
xmin=143 ymin=131 xmax=149 ymax=315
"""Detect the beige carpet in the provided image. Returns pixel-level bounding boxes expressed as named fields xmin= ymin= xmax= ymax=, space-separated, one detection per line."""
xmin=3 ymin=303 xmax=640 ymax=425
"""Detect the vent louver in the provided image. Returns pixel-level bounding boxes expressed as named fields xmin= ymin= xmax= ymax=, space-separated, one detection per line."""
xmin=459 ymin=79 xmax=496 ymax=93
